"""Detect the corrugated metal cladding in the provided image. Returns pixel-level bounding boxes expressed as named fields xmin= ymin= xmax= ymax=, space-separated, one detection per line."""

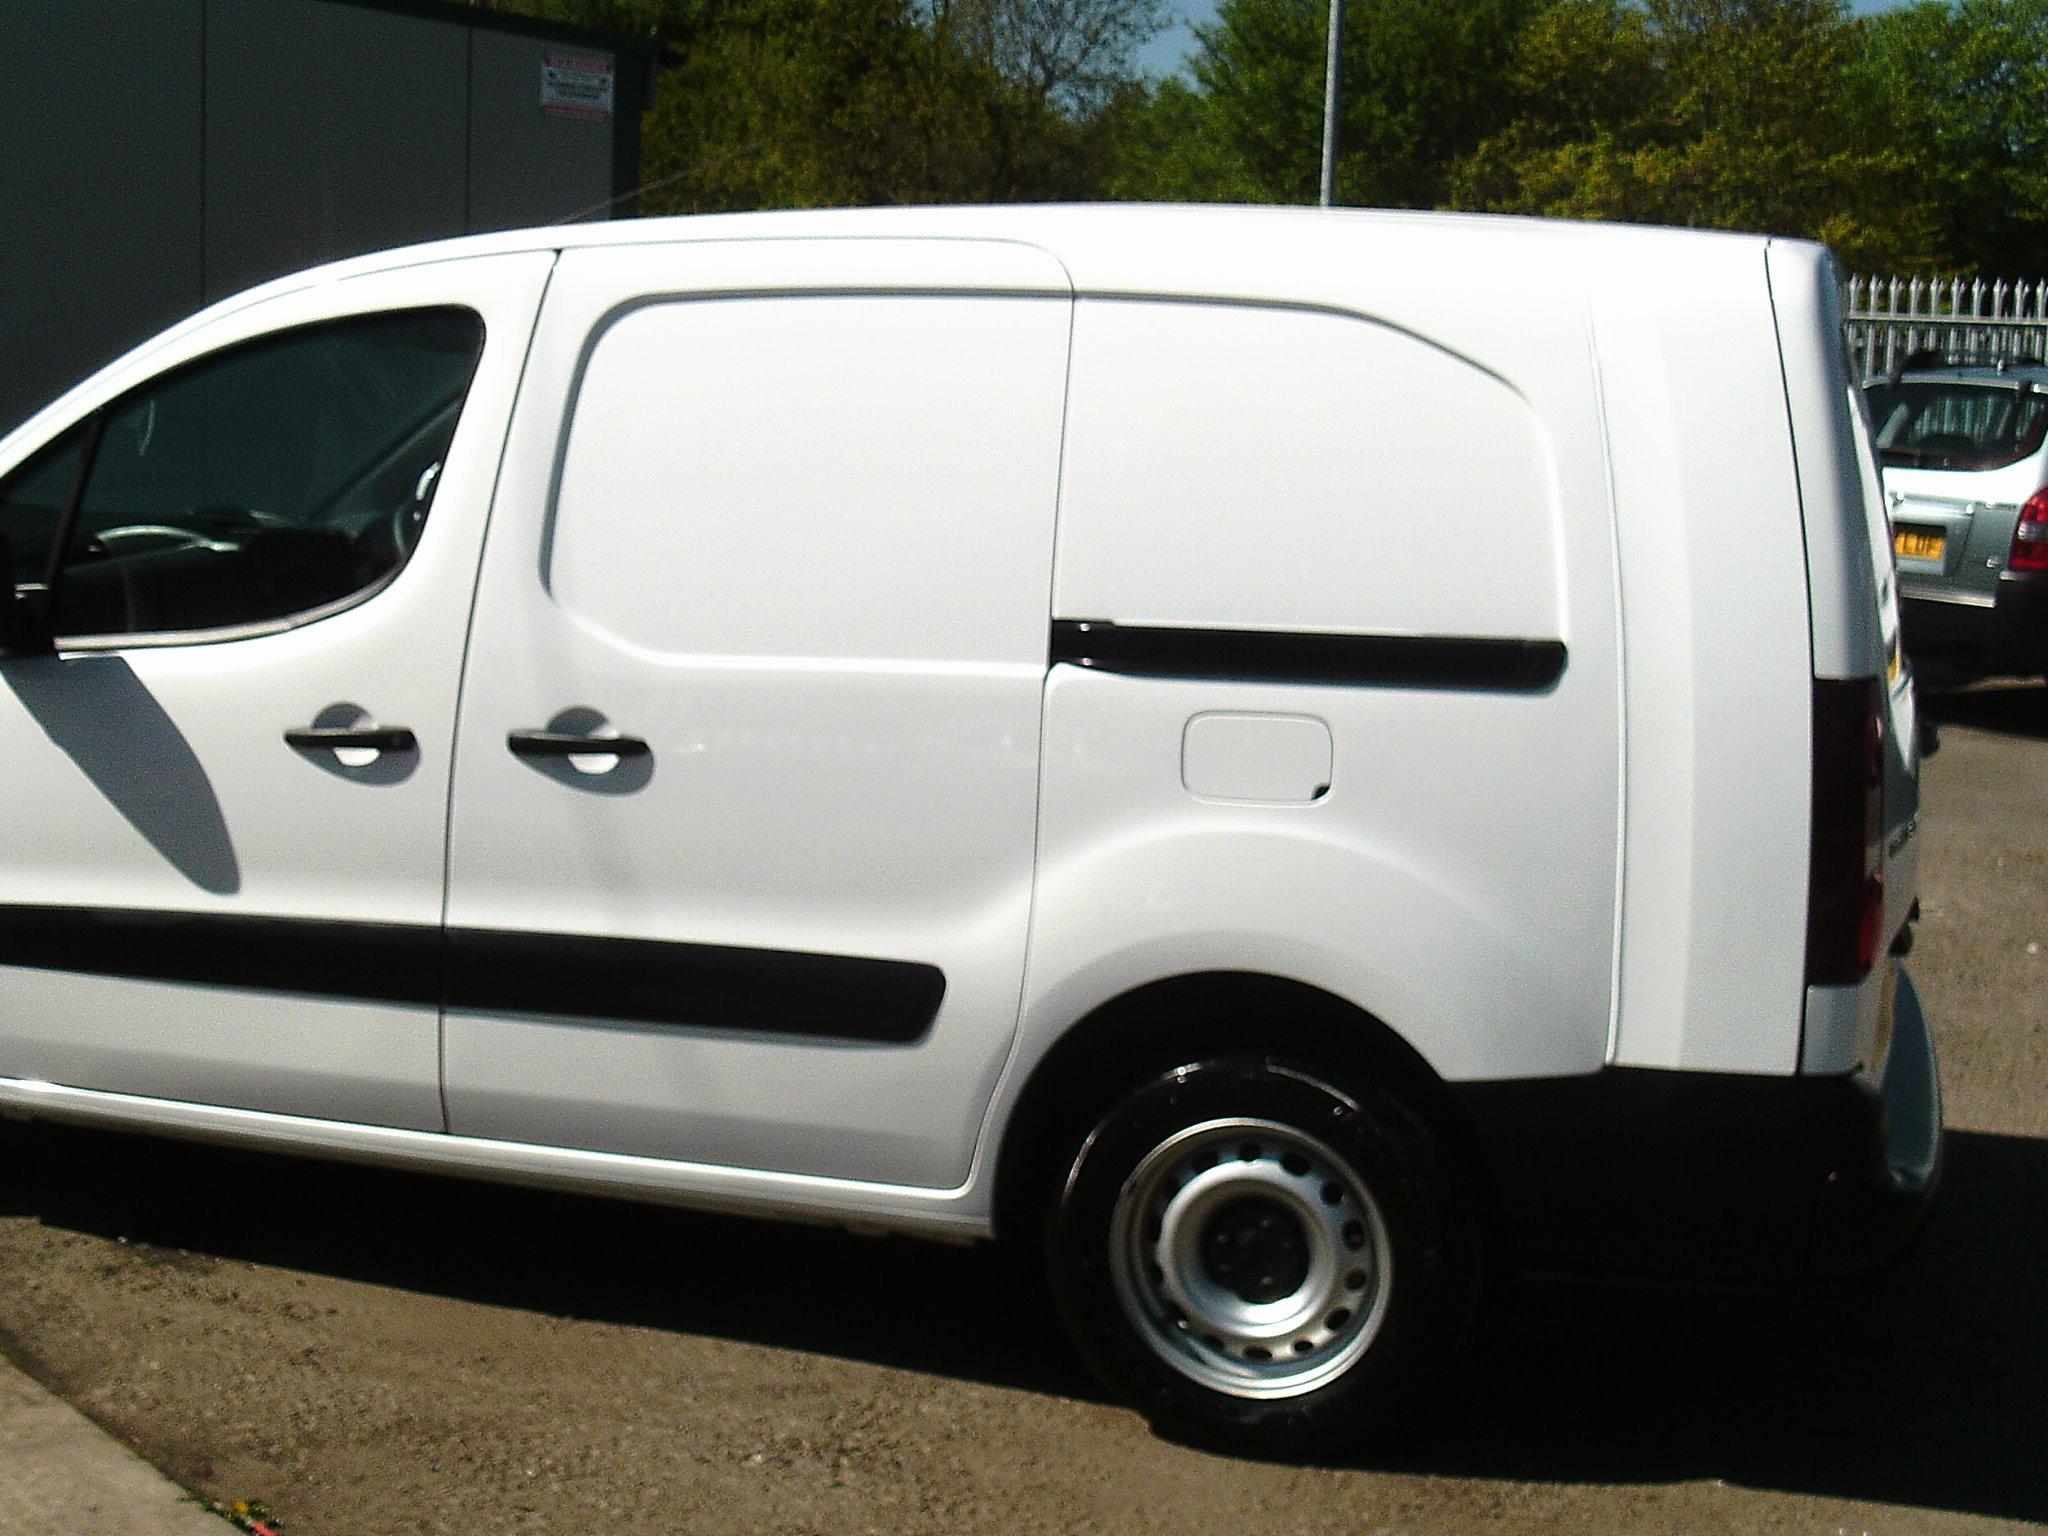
xmin=0 ymin=0 xmax=647 ymax=434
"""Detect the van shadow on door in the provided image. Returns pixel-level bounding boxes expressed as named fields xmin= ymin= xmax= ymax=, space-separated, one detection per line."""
xmin=2 ymin=653 xmax=240 ymax=895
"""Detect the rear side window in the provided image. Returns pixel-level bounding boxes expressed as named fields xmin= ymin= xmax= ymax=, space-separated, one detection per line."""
xmin=0 ymin=307 xmax=484 ymax=642
xmin=1864 ymin=380 xmax=2048 ymax=471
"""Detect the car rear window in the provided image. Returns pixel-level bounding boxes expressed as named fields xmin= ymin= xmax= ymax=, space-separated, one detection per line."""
xmin=1863 ymin=379 xmax=2048 ymax=471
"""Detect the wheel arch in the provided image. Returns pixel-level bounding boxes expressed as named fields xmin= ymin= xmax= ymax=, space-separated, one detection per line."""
xmin=989 ymin=970 xmax=1496 ymax=1250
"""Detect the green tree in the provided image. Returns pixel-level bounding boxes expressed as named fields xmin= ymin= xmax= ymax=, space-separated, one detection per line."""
xmin=1855 ymin=0 xmax=2048 ymax=275
xmin=477 ymin=0 xmax=1130 ymax=210
xmin=934 ymin=0 xmax=1167 ymax=113
xmin=644 ymin=0 xmax=1116 ymax=208
xmin=1447 ymin=0 xmax=1939 ymax=271
xmin=1112 ymin=0 xmax=1543 ymax=208
xmin=1104 ymin=75 xmax=1268 ymax=199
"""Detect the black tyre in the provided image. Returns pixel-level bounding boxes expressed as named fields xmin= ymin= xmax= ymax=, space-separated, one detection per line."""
xmin=1045 ymin=1056 xmax=1480 ymax=1451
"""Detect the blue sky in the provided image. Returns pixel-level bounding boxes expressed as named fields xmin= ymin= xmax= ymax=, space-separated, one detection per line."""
xmin=1136 ymin=0 xmax=1915 ymax=83
xmin=1133 ymin=2 xmax=1202 ymax=78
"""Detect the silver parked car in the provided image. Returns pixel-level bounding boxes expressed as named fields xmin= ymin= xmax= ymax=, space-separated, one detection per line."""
xmin=1863 ymin=356 xmax=2048 ymax=683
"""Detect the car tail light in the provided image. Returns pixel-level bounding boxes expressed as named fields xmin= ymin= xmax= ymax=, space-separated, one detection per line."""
xmin=2012 ymin=487 xmax=2048 ymax=572
xmin=1808 ymin=677 xmax=1885 ymax=985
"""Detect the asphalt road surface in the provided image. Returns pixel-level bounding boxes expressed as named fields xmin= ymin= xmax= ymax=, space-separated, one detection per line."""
xmin=1 ymin=681 xmax=2044 ymax=1536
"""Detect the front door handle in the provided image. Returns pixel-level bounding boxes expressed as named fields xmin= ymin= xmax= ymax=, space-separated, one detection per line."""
xmin=285 ymin=725 xmax=417 ymax=753
xmin=507 ymin=729 xmax=650 ymax=759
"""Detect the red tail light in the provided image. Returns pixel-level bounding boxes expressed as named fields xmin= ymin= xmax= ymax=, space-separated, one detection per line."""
xmin=2013 ymin=487 xmax=2048 ymax=573
xmin=1808 ymin=677 xmax=1885 ymax=985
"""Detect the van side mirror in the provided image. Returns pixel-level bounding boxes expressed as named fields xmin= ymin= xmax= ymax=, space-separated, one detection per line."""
xmin=0 ymin=533 xmax=53 ymax=658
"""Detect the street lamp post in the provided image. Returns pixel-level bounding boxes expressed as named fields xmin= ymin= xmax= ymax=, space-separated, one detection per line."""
xmin=1319 ymin=0 xmax=1343 ymax=206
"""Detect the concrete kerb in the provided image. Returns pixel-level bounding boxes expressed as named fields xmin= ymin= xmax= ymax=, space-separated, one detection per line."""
xmin=0 ymin=1350 xmax=224 ymax=1535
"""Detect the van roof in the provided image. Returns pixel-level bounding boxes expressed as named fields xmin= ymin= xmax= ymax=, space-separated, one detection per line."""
xmin=192 ymin=201 xmax=1790 ymax=313
xmin=106 ymin=203 xmax=1799 ymax=390
xmin=338 ymin=200 xmax=1775 ymax=263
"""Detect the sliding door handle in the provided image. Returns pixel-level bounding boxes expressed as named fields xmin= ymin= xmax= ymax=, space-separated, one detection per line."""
xmin=507 ymin=729 xmax=650 ymax=759
xmin=286 ymin=724 xmax=417 ymax=753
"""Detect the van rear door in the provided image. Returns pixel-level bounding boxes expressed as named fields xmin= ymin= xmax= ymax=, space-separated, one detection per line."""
xmin=1766 ymin=240 xmax=1920 ymax=1078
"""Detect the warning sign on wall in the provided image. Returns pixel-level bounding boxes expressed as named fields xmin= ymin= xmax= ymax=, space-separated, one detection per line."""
xmin=541 ymin=55 xmax=615 ymax=119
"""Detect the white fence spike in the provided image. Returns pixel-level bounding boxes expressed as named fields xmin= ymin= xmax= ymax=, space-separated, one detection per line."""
xmin=1841 ymin=272 xmax=2048 ymax=376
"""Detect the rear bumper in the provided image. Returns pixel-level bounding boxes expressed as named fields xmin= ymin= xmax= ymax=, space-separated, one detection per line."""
xmin=1451 ymin=968 xmax=1943 ymax=1286
xmin=1809 ymin=965 xmax=1943 ymax=1276
xmin=1902 ymin=572 xmax=2048 ymax=677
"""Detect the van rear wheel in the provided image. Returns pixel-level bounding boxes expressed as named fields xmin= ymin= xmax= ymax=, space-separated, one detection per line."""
xmin=1045 ymin=1057 xmax=1478 ymax=1451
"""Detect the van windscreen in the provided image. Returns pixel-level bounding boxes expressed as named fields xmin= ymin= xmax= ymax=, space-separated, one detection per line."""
xmin=1864 ymin=380 xmax=2048 ymax=471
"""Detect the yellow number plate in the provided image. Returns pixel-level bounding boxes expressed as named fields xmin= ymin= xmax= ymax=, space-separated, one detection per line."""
xmin=1895 ymin=526 xmax=1946 ymax=561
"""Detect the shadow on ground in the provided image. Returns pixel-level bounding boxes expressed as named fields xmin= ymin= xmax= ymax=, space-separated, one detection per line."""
xmin=0 ymin=1118 xmax=1092 ymax=1400
xmin=1361 ymin=1129 xmax=2048 ymax=1525
xmin=1921 ymin=678 xmax=2048 ymax=740
xmin=2 ymin=1122 xmax=2042 ymax=1524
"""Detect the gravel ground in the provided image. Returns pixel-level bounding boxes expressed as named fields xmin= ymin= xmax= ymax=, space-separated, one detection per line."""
xmin=1 ymin=680 xmax=2044 ymax=1536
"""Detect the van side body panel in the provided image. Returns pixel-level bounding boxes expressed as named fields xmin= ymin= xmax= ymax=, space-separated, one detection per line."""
xmin=1015 ymin=238 xmax=1623 ymax=1096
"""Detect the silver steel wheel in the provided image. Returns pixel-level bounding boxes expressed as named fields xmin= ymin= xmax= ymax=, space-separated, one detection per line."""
xmin=1107 ymin=1116 xmax=1394 ymax=1400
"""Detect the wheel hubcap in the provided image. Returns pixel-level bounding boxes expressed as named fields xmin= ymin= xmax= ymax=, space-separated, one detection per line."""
xmin=1108 ymin=1117 xmax=1393 ymax=1400
xmin=1199 ymin=1196 xmax=1311 ymax=1304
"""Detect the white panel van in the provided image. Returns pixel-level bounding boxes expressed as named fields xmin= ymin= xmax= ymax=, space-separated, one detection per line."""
xmin=0 ymin=206 xmax=1940 ymax=1450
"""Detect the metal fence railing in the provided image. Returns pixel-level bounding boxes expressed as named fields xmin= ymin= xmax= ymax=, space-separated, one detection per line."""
xmin=1843 ymin=274 xmax=2048 ymax=379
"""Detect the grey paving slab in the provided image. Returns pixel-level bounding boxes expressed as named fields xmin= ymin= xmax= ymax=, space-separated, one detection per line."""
xmin=0 ymin=1354 xmax=222 ymax=1535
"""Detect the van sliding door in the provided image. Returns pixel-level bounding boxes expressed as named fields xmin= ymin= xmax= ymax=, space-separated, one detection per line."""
xmin=439 ymin=239 xmax=1073 ymax=1188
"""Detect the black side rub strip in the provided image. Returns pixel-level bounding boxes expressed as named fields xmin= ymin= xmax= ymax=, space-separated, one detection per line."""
xmin=0 ymin=907 xmax=944 ymax=1045
xmin=446 ymin=928 xmax=943 ymax=1044
xmin=0 ymin=906 xmax=442 ymax=1007
xmin=1051 ymin=619 xmax=1567 ymax=692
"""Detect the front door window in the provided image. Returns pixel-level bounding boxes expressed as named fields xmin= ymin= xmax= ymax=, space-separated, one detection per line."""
xmin=0 ymin=307 xmax=485 ymax=643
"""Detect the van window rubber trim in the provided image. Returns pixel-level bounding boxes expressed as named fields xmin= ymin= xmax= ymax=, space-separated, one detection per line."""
xmin=1050 ymin=619 xmax=1567 ymax=692
xmin=0 ymin=906 xmax=943 ymax=1045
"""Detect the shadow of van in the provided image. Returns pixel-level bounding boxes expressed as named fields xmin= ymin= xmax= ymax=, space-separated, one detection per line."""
xmin=1920 ymin=678 xmax=2048 ymax=741
xmin=0 ymin=1123 xmax=2040 ymax=1524
xmin=1 ymin=653 xmax=240 ymax=893
xmin=1347 ymin=1128 xmax=2048 ymax=1523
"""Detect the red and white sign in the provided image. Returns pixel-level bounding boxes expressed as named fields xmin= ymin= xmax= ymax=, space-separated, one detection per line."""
xmin=541 ymin=55 xmax=615 ymax=120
